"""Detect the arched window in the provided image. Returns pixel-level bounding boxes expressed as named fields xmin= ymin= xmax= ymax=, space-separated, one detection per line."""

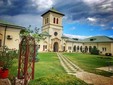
xmin=77 ymin=46 xmax=79 ymax=51
xmin=57 ymin=18 xmax=58 ymax=24
xmin=85 ymin=46 xmax=88 ymax=53
xmin=93 ymin=46 xmax=96 ymax=49
xmin=80 ymin=46 xmax=82 ymax=52
xmin=45 ymin=18 xmax=46 ymax=24
xmin=89 ymin=46 xmax=92 ymax=53
xmin=73 ymin=45 xmax=76 ymax=52
xmin=53 ymin=18 xmax=55 ymax=23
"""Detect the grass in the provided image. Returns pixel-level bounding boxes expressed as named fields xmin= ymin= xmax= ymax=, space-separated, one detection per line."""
xmin=29 ymin=74 xmax=87 ymax=85
xmin=9 ymin=52 xmax=88 ymax=85
xmin=63 ymin=53 xmax=113 ymax=77
xmin=33 ymin=52 xmax=65 ymax=78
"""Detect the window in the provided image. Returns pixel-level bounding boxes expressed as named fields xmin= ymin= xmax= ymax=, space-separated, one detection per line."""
xmin=68 ymin=46 xmax=71 ymax=50
xmin=102 ymin=47 xmax=106 ymax=52
xmin=45 ymin=19 xmax=46 ymax=24
xmin=56 ymin=18 xmax=58 ymax=24
xmin=90 ymin=38 xmax=96 ymax=41
xmin=89 ymin=46 xmax=92 ymax=53
xmin=43 ymin=45 xmax=47 ymax=51
xmin=45 ymin=18 xmax=48 ymax=24
xmin=47 ymin=18 xmax=48 ymax=23
xmin=105 ymin=48 xmax=106 ymax=51
xmin=53 ymin=17 xmax=55 ymax=23
xmin=0 ymin=39 xmax=1 ymax=47
xmin=85 ymin=46 xmax=88 ymax=52
xmin=80 ymin=46 xmax=82 ymax=52
xmin=54 ymin=32 xmax=58 ymax=36
xmin=77 ymin=46 xmax=79 ymax=51
xmin=38 ymin=45 xmax=40 ymax=49
xmin=73 ymin=45 xmax=76 ymax=52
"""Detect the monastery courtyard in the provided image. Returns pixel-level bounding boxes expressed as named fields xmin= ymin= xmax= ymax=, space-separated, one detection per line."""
xmin=1 ymin=52 xmax=111 ymax=85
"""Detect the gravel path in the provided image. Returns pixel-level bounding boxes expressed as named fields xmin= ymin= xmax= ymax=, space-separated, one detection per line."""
xmin=57 ymin=53 xmax=113 ymax=85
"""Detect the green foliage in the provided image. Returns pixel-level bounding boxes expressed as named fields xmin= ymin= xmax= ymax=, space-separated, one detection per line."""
xmin=90 ymin=47 xmax=99 ymax=55
xmin=32 ymin=33 xmax=44 ymax=42
xmin=20 ymin=25 xmax=33 ymax=37
xmin=0 ymin=46 xmax=18 ymax=70
xmin=29 ymin=74 xmax=88 ymax=85
xmin=20 ymin=26 xmax=45 ymax=43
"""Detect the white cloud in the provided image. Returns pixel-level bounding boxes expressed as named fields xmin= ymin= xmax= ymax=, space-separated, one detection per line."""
xmin=64 ymin=33 xmax=91 ymax=39
xmin=70 ymin=27 xmax=76 ymax=30
xmin=112 ymin=27 xmax=113 ymax=30
xmin=0 ymin=14 xmax=42 ymax=30
xmin=87 ymin=17 xmax=97 ymax=22
xmin=32 ymin=0 xmax=53 ymax=11
xmin=110 ymin=35 xmax=113 ymax=38
xmin=7 ymin=0 xmax=12 ymax=5
xmin=83 ymin=0 xmax=105 ymax=5
xmin=100 ymin=24 xmax=105 ymax=27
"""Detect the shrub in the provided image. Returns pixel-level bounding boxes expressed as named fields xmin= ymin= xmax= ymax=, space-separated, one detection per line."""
xmin=90 ymin=47 xmax=99 ymax=55
xmin=0 ymin=46 xmax=18 ymax=70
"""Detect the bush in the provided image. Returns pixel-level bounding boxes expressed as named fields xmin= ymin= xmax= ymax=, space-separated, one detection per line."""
xmin=29 ymin=74 xmax=88 ymax=85
xmin=90 ymin=47 xmax=99 ymax=55
xmin=0 ymin=46 xmax=18 ymax=70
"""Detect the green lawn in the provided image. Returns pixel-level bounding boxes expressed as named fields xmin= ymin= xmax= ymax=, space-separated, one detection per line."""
xmin=63 ymin=53 xmax=113 ymax=77
xmin=34 ymin=52 xmax=65 ymax=78
xmin=9 ymin=52 xmax=87 ymax=85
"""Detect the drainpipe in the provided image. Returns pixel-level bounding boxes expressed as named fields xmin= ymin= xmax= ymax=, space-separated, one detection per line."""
xmin=3 ymin=26 xmax=7 ymax=52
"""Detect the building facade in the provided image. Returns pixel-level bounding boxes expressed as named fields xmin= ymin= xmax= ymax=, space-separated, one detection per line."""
xmin=0 ymin=21 xmax=24 ymax=51
xmin=0 ymin=8 xmax=113 ymax=56
xmin=38 ymin=8 xmax=113 ymax=56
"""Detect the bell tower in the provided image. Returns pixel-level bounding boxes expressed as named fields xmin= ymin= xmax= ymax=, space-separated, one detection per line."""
xmin=41 ymin=7 xmax=64 ymax=52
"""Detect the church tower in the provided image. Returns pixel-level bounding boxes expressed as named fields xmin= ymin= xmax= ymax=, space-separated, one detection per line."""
xmin=41 ymin=7 xmax=64 ymax=52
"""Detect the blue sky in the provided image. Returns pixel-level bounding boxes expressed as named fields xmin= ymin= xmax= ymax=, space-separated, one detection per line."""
xmin=0 ymin=0 xmax=113 ymax=39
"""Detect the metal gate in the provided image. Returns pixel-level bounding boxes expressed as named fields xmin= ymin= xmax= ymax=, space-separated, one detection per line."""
xmin=17 ymin=36 xmax=36 ymax=85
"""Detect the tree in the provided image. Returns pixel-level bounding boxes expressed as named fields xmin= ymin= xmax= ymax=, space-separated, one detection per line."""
xmin=90 ymin=46 xmax=99 ymax=55
xmin=20 ymin=25 xmax=33 ymax=37
xmin=20 ymin=26 xmax=45 ymax=62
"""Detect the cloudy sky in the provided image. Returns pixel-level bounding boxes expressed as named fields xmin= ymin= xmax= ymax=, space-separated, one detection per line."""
xmin=0 ymin=0 xmax=113 ymax=39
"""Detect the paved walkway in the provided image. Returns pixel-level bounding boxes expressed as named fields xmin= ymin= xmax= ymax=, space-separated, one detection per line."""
xmin=97 ymin=66 xmax=113 ymax=73
xmin=57 ymin=53 xmax=113 ymax=85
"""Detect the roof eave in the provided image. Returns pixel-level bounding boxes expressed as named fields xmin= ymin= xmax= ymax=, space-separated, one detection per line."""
xmin=41 ymin=10 xmax=65 ymax=16
xmin=0 ymin=23 xmax=25 ymax=29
